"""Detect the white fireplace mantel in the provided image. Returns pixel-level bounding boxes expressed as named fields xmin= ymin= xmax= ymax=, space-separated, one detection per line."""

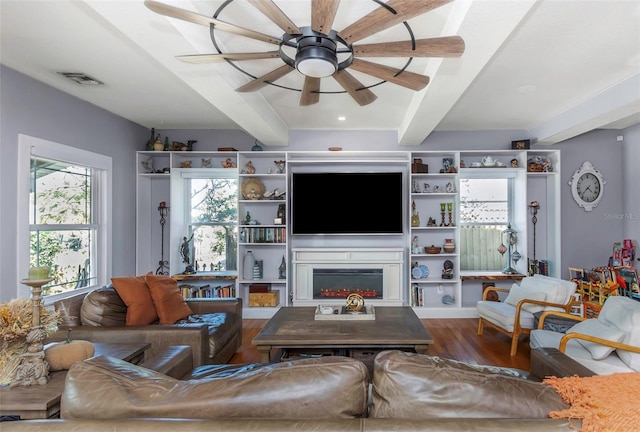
xmin=292 ymin=248 xmax=405 ymax=307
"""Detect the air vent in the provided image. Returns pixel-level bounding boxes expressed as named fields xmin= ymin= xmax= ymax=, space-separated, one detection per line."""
xmin=57 ymin=72 xmax=104 ymax=85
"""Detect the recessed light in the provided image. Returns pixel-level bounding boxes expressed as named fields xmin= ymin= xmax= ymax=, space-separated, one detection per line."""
xmin=338 ymin=116 xmax=346 ymax=121
xmin=57 ymin=72 xmax=104 ymax=86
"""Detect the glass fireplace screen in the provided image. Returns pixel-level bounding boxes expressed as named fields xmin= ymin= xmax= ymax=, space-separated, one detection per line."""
xmin=313 ymin=268 xmax=383 ymax=299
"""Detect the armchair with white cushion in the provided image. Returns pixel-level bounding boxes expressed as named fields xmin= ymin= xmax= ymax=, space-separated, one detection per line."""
xmin=530 ymin=295 xmax=640 ymax=375
xmin=477 ymin=274 xmax=577 ymax=356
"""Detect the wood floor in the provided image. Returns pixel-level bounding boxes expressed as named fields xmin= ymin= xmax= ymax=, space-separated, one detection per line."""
xmin=229 ymin=318 xmax=531 ymax=371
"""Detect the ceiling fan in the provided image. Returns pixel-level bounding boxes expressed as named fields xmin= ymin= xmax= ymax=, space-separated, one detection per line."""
xmin=145 ymin=0 xmax=465 ymax=107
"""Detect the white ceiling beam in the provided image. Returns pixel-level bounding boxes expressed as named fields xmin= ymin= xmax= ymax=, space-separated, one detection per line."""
xmin=398 ymin=0 xmax=539 ymax=145
xmin=530 ymin=73 xmax=640 ymax=145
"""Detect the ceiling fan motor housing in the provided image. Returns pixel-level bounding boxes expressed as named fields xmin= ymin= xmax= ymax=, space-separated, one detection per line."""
xmin=295 ymin=28 xmax=338 ymax=78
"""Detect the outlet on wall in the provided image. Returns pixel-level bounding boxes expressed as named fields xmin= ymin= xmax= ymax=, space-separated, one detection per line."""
xmin=437 ymin=285 xmax=443 ymax=294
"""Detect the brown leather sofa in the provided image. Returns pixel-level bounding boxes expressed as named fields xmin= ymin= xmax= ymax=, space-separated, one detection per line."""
xmin=48 ymin=285 xmax=242 ymax=369
xmin=5 ymin=350 xmax=579 ymax=431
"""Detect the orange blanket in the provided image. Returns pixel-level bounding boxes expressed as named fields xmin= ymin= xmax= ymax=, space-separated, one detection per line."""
xmin=544 ymin=373 xmax=640 ymax=432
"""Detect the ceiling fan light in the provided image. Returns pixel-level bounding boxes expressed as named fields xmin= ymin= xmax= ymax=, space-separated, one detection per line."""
xmin=297 ymin=57 xmax=337 ymax=78
xmin=295 ymin=36 xmax=338 ymax=78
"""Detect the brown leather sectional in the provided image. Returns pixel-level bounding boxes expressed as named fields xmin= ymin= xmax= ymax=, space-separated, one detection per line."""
xmin=48 ymin=285 xmax=242 ymax=369
xmin=5 ymin=350 xmax=580 ymax=431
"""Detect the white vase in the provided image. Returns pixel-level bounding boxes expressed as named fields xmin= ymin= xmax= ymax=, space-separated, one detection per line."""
xmin=243 ymin=251 xmax=255 ymax=280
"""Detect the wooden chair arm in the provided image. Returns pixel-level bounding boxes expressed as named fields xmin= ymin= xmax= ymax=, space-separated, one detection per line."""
xmin=537 ymin=311 xmax=585 ymax=329
xmin=481 ymin=286 xmax=510 ymax=300
xmin=559 ymin=333 xmax=640 ymax=354
xmin=515 ymin=298 xmax=572 ymax=312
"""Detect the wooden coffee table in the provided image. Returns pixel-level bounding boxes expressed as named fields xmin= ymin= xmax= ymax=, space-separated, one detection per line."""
xmin=252 ymin=306 xmax=433 ymax=365
xmin=0 ymin=341 xmax=150 ymax=420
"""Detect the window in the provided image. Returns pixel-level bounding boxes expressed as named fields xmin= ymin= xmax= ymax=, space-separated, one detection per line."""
xmin=459 ymin=177 xmax=513 ymax=271
xmin=183 ymin=175 xmax=238 ymax=272
xmin=19 ymin=135 xmax=111 ymax=299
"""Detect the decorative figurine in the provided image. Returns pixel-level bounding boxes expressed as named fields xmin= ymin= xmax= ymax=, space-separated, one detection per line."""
xmin=141 ymin=157 xmax=154 ymax=173
xmin=180 ymin=161 xmax=192 ymax=168
xmin=279 ymin=256 xmax=286 ymax=279
xmin=201 ymin=158 xmax=212 ymax=168
xmin=244 ymin=161 xmax=256 ymax=174
xmin=442 ymin=260 xmax=454 ymax=279
xmin=274 ymin=160 xmax=286 ymax=174
xmin=412 ymin=235 xmax=420 ymax=254
xmin=221 ymin=158 xmax=236 ymax=168
xmin=180 ymin=234 xmax=194 ymax=274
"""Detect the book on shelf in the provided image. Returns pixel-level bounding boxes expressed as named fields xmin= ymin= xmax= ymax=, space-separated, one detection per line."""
xmin=243 ymin=227 xmax=286 ymax=243
xmin=180 ymin=283 xmax=235 ymax=299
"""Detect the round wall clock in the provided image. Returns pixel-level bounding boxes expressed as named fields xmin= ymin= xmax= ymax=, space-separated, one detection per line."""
xmin=569 ymin=161 xmax=605 ymax=211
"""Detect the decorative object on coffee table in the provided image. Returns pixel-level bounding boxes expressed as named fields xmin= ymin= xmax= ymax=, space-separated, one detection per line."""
xmin=10 ymin=272 xmax=55 ymax=387
xmin=345 ymin=293 xmax=364 ymax=313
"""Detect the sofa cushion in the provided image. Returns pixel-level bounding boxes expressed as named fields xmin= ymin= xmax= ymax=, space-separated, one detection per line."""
xmin=597 ymin=296 xmax=640 ymax=371
xmin=520 ymin=275 xmax=576 ymax=309
xmin=80 ymin=285 xmax=127 ymax=326
xmin=61 ymin=355 xmax=369 ymax=420
xmin=370 ymin=350 xmax=567 ymax=419
xmin=111 ymin=276 xmax=158 ymax=326
xmin=144 ymin=274 xmax=193 ymax=324
xmin=53 ymin=292 xmax=85 ymax=327
xmin=504 ymin=283 xmax=547 ymax=313
xmin=476 ymin=300 xmax=536 ymax=332
xmin=530 ymin=329 xmax=632 ymax=375
xmin=567 ymin=318 xmax=625 ymax=360
xmin=178 ymin=313 xmax=238 ymax=359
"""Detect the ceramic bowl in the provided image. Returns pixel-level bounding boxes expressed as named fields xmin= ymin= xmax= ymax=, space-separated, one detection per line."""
xmin=425 ymin=246 xmax=441 ymax=254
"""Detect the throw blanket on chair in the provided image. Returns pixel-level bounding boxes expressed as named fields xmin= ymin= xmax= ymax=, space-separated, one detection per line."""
xmin=544 ymin=372 xmax=640 ymax=432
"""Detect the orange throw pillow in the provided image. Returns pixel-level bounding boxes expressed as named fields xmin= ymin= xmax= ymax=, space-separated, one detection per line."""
xmin=111 ymin=276 xmax=158 ymax=325
xmin=145 ymin=274 xmax=193 ymax=324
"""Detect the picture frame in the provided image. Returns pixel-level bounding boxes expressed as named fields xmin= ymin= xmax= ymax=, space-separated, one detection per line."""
xmin=511 ymin=139 xmax=530 ymax=150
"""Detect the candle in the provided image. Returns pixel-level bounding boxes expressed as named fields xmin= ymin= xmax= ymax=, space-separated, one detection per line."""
xmin=159 ymin=201 xmax=166 ymax=208
xmin=28 ymin=266 xmax=50 ymax=280
xmin=440 ymin=203 xmax=446 ymax=212
xmin=447 ymin=202 xmax=453 ymax=211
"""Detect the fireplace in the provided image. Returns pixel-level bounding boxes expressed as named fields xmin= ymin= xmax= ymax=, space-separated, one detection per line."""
xmin=313 ymin=268 xmax=383 ymax=299
xmin=293 ymin=248 xmax=404 ymax=306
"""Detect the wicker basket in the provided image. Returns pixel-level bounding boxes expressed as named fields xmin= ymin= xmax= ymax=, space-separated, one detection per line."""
xmin=528 ymin=163 xmax=544 ymax=172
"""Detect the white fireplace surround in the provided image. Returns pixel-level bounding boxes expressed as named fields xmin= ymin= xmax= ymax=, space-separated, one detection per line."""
xmin=292 ymin=248 xmax=404 ymax=307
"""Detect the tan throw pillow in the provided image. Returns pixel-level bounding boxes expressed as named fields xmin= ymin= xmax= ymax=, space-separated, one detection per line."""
xmin=145 ymin=274 xmax=193 ymax=324
xmin=111 ymin=276 xmax=158 ymax=326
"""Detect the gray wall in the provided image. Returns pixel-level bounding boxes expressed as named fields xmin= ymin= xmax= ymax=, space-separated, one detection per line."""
xmin=1 ymin=65 xmax=636 ymax=301
xmin=0 ymin=65 xmax=147 ymax=301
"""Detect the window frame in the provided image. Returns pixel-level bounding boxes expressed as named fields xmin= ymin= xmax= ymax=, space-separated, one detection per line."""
xmin=459 ymin=170 xmax=518 ymax=272
xmin=17 ymin=134 xmax=112 ymax=303
xmin=171 ymin=168 xmax=238 ymax=274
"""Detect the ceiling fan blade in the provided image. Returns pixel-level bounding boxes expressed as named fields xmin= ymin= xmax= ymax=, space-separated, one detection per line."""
xmin=332 ymin=70 xmax=377 ymax=106
xmin=349 ymin=59 xmax=429 ymax=91
xmin=353 ymin=36 xmax=465 ymax=58
xmin=339 ymin=0 xmax=452 ymax=44
xmin=144 ymin=0 xmax=281 ymax=46
xmin=236 ymin=64 xmax=295 ymax=92
xmin=312 ymin=0 xmax=340 ymax=34
xmin=300 ymin=77 xmax=321 ymax=106
xmin=248 ymin=0 xmax=300 ymax=34
xmin=176 ymin=52 xmax=280 ymax=64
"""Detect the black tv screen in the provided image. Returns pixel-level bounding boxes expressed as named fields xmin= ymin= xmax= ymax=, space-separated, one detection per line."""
xmin=291 ymin=172 xmax=404 ymax=235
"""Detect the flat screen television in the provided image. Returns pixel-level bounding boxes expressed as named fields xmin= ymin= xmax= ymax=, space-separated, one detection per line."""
xmin=291 ymin=172 xmax=404 ymax=235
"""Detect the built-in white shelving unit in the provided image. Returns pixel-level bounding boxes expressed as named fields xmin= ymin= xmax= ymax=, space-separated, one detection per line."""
xmin=136 ymin=149 xmax=561 ymax=319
